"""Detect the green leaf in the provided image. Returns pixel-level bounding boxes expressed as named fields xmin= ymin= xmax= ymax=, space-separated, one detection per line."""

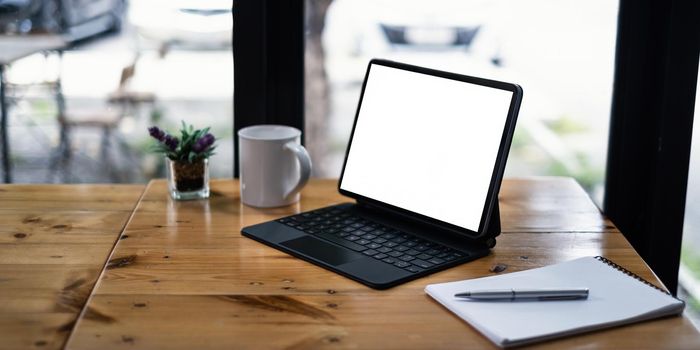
xmin=181 ymin=124 xmax=189 ymax=141
xmin=191 ymin=129 xmax=203 ymax=143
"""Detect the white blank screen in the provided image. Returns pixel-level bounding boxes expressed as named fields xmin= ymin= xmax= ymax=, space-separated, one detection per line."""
xmin=340 ymin=64 xmax=514 ymax=232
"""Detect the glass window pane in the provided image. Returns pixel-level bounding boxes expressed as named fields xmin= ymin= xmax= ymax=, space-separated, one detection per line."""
xmin=4 ymin=0 xmax=233 ymax=183
xmin=305 ymin=0 xmax=618 ymax=205
xmin=680 ymin=58 xmax=700 ymax=329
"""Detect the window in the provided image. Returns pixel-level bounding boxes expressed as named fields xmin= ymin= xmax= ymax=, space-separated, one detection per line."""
xmin=4 ymin=0 xmax=233 ymax=183
xmin=680 ymin=58 xmax=700 ymax=328
xmin=305 ymin=0 xmax=618 ymax=204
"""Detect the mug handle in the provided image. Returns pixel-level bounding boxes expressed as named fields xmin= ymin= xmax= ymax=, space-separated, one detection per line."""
xmin=283 ymin=142 xmax=312 ymax=199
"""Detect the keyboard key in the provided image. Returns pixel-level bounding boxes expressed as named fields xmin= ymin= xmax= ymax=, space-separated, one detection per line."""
xmin=428 ymin=258 xmax=446 ymax=265
xmin=394 ymin=261 xmax=410 ymax=268
xmin=315 ymin=232 xmax=367 ymax=252
xmin=367 ymin=243 xmax=382 ymax=249
xmin=411 ymin=259 xmax=434 ymax=269
xmin=286 ymin=208 xmax=460 ymax=266
xmin=405 ymin=266 xmax=423 ymax=273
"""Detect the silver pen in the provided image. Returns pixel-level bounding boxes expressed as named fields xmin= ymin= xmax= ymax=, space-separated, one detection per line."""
xmin=454 ymin=288 xmax=589 ymax=301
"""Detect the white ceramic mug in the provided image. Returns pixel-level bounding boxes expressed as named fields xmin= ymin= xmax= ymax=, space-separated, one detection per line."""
xmin=238 ymin=125 xmax=312 ymax=207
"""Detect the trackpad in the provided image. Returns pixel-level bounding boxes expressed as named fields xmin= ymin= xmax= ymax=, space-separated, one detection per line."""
xmin=280 ymin=236 xmax=363 ymax=266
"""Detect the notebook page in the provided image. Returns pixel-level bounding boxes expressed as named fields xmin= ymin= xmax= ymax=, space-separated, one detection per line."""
xmin=425 ymin=257 xmax=684 ymax=346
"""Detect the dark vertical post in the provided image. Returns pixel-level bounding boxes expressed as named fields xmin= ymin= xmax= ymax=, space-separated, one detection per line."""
xmin=232 ymin=0 xmax=305 ymax=177
xmin=605 ymin=0 xmax=700 ymax=294
xmin=0 ymin=64 xmax=11 ymax=183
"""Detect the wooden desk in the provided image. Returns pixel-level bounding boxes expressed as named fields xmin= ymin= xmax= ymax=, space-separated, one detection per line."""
xmin=0 ymin=184 xmax=143 ymax=349
xmin=54 ymin=178 xmax=699 ymax=349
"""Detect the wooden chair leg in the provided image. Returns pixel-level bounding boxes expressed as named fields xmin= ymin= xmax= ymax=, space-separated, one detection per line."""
xmin=47 ymin=124 xmax=70 ymax=182
xmin=100 ymin=127 xmax=120 ymax=183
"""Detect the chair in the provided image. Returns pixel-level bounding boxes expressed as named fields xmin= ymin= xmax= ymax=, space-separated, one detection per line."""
xmin=47 ymin=58 xmax=156 ymax=182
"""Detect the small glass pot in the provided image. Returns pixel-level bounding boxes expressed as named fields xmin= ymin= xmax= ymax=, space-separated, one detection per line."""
xmin=166 ymin=158 xmax=209 ymax=200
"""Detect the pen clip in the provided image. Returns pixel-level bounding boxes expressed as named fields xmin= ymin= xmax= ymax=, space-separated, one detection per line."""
xmin=538 ymin=295 xmax=585 ymax=301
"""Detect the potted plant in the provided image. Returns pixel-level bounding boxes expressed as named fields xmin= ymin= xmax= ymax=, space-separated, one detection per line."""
xmin=149 ymin=122 xmax=217 ymax=200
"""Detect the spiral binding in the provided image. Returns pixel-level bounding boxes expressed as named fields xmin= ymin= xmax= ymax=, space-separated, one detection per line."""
xmin=594 ymin=256 xmax=671 ymax=296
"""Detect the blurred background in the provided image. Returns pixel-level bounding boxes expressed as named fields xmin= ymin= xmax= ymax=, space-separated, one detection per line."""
xmin=0 ymin=0 xmax=233 ymax=183
xmin=305 ymin=0 xmax=616 ymax=205
xmin=1 ymin=0 xmax=699 ymax=327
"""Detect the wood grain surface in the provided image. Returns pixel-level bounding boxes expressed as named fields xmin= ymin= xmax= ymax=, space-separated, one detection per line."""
xmin=0 ymin=184 xmax=144 ymax=350
xmin=65 ymin=178 xmax=700 ymax=349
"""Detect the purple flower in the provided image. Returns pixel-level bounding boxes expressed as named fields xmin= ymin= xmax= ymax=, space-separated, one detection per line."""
xmin=148 ymin=126 xmax=165 ymax=141
xmin=193 ymin=133 xmax=215 ymax=153
xmin=164 ymin=135 xmax=179 ymax=151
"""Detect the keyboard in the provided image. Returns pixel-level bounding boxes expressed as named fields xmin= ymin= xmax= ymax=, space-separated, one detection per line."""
xmin=277 ymin=206 xmax=468 ymax=274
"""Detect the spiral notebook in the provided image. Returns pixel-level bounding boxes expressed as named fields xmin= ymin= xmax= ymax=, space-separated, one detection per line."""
xmin=425 ymin=256 xmax=685 ymax=348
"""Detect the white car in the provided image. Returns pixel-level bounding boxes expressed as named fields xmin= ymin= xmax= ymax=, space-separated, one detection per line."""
xmin=323 ymin=0 xmax=500 ymax=83
xmin=129 ymin=0 xmax=232 ymax=49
